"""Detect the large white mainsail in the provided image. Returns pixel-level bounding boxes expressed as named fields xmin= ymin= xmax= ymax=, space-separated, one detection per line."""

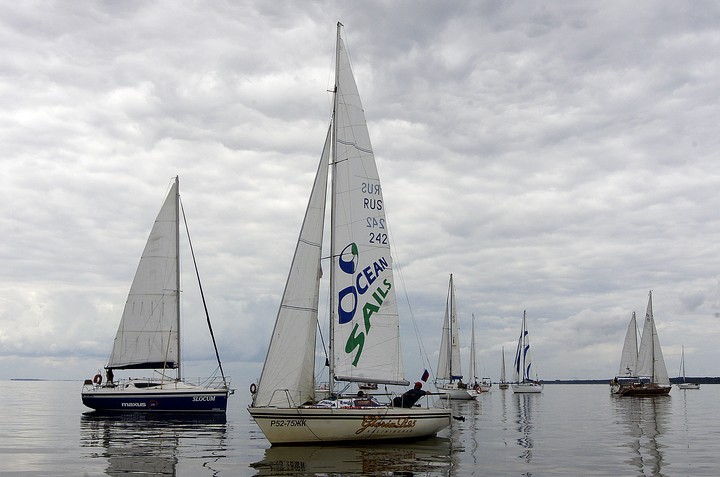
xmin=636 ymin=291 xmax=670 ymax=385
xmin=253 ymin=130 xmax=331 ymax=407
xmin=330 ymin=33 xmax=405 ymax=386
xmin=107 ymin=180 xmax=180 ymax=371
xmin=617 ymin=312 xmax=638 ymax=377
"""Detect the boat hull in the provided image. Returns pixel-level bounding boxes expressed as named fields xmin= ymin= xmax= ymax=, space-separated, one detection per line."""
xmin=247 ymin=406 xmax=452 ymax=445
xmin=512 ymin=383 xmax=543 ymax=394
xmin=437 ymin=386 xmax=475 ymax=400
xmin=82 ymin=382 xmax=229 ymax=413
xmin=610 ymin=383 xmax=671 ymax=396
xmin=677 ymin=383 xmax=700 ymax=390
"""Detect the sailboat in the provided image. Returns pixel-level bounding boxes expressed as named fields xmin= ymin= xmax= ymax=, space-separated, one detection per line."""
xmin=512 ymin=311 xmax=543 ymax=394
xmin=610 ymin=291 xmax=671 ymax=396
xmin=467 ymin=314 xmax=490 ymax=394
xmin=247 ymin=23 xmax=452 ymax=445
xmin=435 ymin=274 xmax=474 ymax=400
xmin=82 ymin=177 xmax=232 ymax=413
xmin=467 ymin=314 xmax=481 ymax=396
xmin=498 ymin=347 xmax=509 ymax=390
xmin=677 ymin=345 xmax=700 ymax=390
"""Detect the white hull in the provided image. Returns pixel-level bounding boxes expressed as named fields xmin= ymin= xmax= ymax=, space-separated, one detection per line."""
xmin=437 ymin=385 xmax=475 ymax=400
xmin=677 ymin=382 xmax=700 ymax=390
xmin=247 ymin=406 xmax=452 ymax=444
xmin=512 ymin=383 xmax=544 ymax=394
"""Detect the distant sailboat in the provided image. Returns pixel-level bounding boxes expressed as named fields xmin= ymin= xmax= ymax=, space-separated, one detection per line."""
xmin=247 ymin=23 xmax=451 ymax=444
xmin=467 ymin=314 xmax=490 ymax=395
xmin=677 ymin=345 xmax=700 ymax=390
xmin=435 ymin=274 xmax=474 ymax=400
xmin=512 ymin=311 xmax=543 ymax=394
xmin=81 ymin=177 xmax=232 ymax=413
xmin=498 ymin=347 xmax=509 ymax=390
xmin=610 ymin=291 xmax=671 ymax=396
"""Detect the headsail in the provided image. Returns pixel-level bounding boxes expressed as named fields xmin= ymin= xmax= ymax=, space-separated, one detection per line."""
xmin=253 ymin=129 xmax=331 ymax=407
xmin=330 ymin=28 xmax=406 ymax=386
xmin=107 ymin=180 xmax=180 ymax=371
xmin=617 ymin=312 xmax=638 ymax=376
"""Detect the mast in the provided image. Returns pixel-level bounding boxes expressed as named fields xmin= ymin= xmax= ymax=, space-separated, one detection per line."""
xmin=448 ymin=274 xmax=454 ymax=380
xmin=681 ymin=345 xmax=686 ymax=382
xmin=175 ymin=176 xmax=181 ymax=380
xmin=328 ymin=21 xmax=342 ymax=394
xmin=469 ymin=313 xmax=476 ymax=384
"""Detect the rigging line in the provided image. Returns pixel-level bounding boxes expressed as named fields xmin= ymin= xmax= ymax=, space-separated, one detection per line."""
xmin=180 ymin=197 xmax=227 ymax=387
xmin=317 ymin=317 xmax=329 ymax=366
xmin=385 ymin=214 xmax=436 ymax=381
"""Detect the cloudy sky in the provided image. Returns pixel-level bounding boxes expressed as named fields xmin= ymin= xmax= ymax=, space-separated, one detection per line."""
xmin=2 ymin=1 xmax=719 ymax=387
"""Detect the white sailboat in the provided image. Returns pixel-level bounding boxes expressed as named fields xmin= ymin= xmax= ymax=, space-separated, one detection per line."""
xmin=435 ymin=274 xmax=474 ymax=400
xmin=677 ymin=345 xmax=700 ymax=390
xmin=611 ymin=291 xmax=671 ymax=396
xmin=512 ymin=311 xmax=543 ymax=394
xmin=82 ymin=177 xmax=232 ymax=413
xmin=247 ymin=23 xmax=452 ymax=445
xmin=467 ymin=314 xmax=490 ymax=394
xmin=498 ymin=347 xmax=509 ymax=390
xmin=467 ymin=314 xmax=481 ymax=396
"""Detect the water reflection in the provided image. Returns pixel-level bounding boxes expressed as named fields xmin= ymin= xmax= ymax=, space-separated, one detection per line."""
xmin=250 ymin=437 xmax=452 ymax=476
xmin=80 ymin=412 xmax=227 ymax=476
xmin=612 ymin=396 xmax=670 ymax=476
xmin=515 ymin=394 xmax=537 ymax=463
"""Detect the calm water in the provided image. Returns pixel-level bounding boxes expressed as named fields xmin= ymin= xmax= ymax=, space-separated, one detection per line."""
xmin=0 ymin=380 xmax=717 ymax=476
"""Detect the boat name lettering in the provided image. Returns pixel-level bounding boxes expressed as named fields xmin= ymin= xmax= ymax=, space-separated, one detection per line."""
xmin=337 ymin=242 xmax=392 ymax=366
xmin=192 ymin=395 xmax=216 ymax=402
xmin=356 ymin=415 xmax=417 ymax=434
xmin=269 ymin=419 xmax=307 ymax=427
xmin=121 ymin=402 xmax=147 ymax=408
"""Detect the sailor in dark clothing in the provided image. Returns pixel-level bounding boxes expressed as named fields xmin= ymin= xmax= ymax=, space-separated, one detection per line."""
xmin=393 ymin=381 xmax=428 ymax=408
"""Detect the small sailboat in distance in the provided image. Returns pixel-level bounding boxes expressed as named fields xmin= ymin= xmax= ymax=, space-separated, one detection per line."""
xmin=498 ymin=347 xmax=509 ymax=390
xmin=435 ymin=274 xmax=474 ymax=400
xmin=610 ymin=291 xmax=671 ymax=396
xmin=512 ymin=311 xmax=543 ymax=394
xmin=677 ymin=345 xmax=700 ymax=389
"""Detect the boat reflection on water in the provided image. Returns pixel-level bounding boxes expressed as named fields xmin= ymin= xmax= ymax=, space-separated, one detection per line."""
xmin=612 ymin=396 xmax=669 ymax=476
xmin=515 ymin=393 xmax=537 ymax=463
xmin=251 ymin=437 xmax=452 ymax=476
xmin=80 ymin=412 xmax=227 ymax=476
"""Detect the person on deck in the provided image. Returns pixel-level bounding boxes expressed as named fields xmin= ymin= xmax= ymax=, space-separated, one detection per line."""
xmin=394 ymin=381 xmax=428 ymax=408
